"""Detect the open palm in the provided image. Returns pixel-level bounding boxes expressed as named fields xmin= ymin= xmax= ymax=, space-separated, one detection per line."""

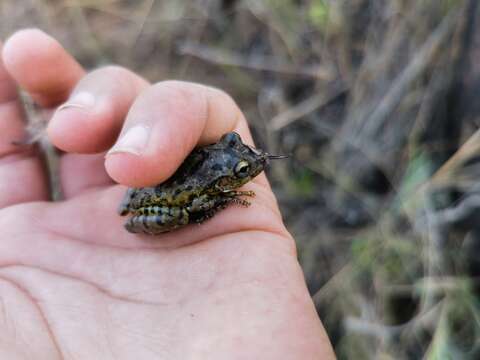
xmin=0 ymin=30 xmax=333 ymax=359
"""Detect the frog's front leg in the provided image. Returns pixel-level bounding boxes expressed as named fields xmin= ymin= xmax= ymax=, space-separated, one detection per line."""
xmin=189 ymin=198 xmax=232 ymax=224
xmin=183 ymin=194 xmax=228 ymax=223
xmin=187 ymin=194 xmax=219 ymax=212
xmin=125 ymin=206 xmax=189 ymax=234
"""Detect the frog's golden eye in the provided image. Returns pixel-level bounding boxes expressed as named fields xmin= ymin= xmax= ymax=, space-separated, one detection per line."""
xmin=235 ymin=160 xmax=250 ymax=178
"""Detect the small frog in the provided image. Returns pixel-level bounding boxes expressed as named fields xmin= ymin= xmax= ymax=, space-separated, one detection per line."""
xmin=118 ymin=132 xmax=286 ymax=234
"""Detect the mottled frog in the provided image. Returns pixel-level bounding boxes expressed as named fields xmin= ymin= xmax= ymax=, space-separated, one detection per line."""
xmin=118 ymin=132 xmax=285 ymax=234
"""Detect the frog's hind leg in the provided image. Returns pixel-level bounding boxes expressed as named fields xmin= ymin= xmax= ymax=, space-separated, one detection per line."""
xmin=118 ymin=188 xmax=138 ymax=216
xmin=125 ymin=206 xmax=189 ymax=234
xmin=190 ymin=200 xmax=230 ymax=224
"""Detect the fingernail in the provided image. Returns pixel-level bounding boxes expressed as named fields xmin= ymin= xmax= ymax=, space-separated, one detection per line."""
xmin=57 ymin=92 xmax=96 ymax=111
xmin=107 ymin=125 xmax=150 ymax=156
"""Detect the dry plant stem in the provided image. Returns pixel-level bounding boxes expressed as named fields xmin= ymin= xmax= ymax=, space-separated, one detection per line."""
xmin=359 ymin=9 xmax=459 ymax=146
xmin=422 ymin=196 xmax=448 ymax=311
xmin=178 ymin=41 xmax=332 ymax=80
xmin=311 ymin=264 xmax=353 ymax=303
xmin=429 ymin=129 xmax=480 ymax=187
xmin=344 ymin=301 xmax=443 ymax=340
xmin=127 ymin=0 xmax=156 ymax=47
xmin=19 ymin=92 xmax=63 ymax=200
xmin=406 ymin=128 xmax=480 ymax=209
xmin=270 ymin=84 xmax=348 ymax=131
xmin=329 ymin=5 xmax=463 ymax=193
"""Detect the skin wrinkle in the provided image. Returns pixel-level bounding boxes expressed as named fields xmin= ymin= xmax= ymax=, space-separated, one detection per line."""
xmin=0 ymin=285 xmax=8 ymax=330
xmin=0 ymin=265 xmax=174 ymax=359
xmin=0 ymin=228 xmax=295 ymax=307
xmin=0 ymin=148 xmax=39 ymax=165
xmin=26 ymin=204 xmax=155 ymax=252
xmin=1 ymin=212 xmax=236 ymax=306
xmin=0 ymin=206 xmax=172 ymax=304
xmin=102 ymin=306 xmax=117 ymax=360
xmin=1 ymin=237 xmax=165 ymax=307
xmin=0 ymin=274 xmax=63 ymax=360
xmin=0 ymin=264 xmax=161 ymax=308
xmin=0 ymin=266 xmax=192 ymax=359
xmin=0 ymin=267 xmax=121 ymax=360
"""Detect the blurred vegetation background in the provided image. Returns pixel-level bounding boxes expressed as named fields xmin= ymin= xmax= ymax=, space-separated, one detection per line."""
xmin=2 ymin=0 xmax=480 ymax=358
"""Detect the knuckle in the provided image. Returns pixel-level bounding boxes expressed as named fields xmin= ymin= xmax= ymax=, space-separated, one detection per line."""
xmin=96 ymin=65 xmax=131 ymax=77
xmin=87 ymin=65 xmax=140 ymax=88
xmin=154 ymin=80 xmax=201 ymax=99
xmin=150 ymin=80 xmax=210 ymax=119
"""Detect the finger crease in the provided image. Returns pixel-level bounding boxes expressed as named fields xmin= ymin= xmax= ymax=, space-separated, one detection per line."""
xmin=0 ymin=146 xmax=39 ymax=165
xmin=0 ymin=273 xmax=64 ymax=360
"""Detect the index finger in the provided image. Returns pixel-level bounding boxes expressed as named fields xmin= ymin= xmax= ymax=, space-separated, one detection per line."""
xmin=2 ymin=29 xmax=85 ymax=107
xmin=105 ymin=80 xmax=261 ymax=188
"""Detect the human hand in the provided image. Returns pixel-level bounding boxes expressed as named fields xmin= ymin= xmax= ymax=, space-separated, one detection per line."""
xmin=0 ymin=29 xmax=334 ymax=359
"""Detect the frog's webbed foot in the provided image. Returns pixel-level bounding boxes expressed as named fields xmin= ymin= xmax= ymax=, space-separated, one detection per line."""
xmin=230 ymin=197 xmax=251 ymax=207
xmin=125 ymin=206 xmax=189 ymax=234
xmin=221 ymin=190 xmax=254 ymax=207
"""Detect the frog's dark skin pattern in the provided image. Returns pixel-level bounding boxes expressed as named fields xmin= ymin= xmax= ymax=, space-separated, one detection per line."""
xmin=118 ymin=132 xmax=282 ymax=234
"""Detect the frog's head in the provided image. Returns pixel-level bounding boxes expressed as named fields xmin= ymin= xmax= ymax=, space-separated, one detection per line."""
xmin=210 ymin=132 xmax=287 ymax=191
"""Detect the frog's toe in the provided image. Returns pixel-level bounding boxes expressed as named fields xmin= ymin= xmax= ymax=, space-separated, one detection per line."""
xmin=244 ymin=190 xmax=255 ymax=197
xmin=118 ymin=206 xmax=130 ymax=216
xmin=124 ymin=214 xmax=144 ymax=233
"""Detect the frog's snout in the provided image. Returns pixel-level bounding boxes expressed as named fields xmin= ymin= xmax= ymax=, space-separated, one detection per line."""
xmin=266 ymin=153 xmax=289 ymax=160
xmin=263 ymin=153 xmax=289 ymax=165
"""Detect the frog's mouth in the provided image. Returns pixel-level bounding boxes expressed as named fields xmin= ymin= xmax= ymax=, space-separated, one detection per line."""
xmin=213 ymin=177 xmax=246 ymax=192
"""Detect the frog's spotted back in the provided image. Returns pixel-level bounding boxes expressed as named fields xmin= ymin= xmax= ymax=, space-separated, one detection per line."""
xmin=118 ymin=132 xmax=286 ymax=235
